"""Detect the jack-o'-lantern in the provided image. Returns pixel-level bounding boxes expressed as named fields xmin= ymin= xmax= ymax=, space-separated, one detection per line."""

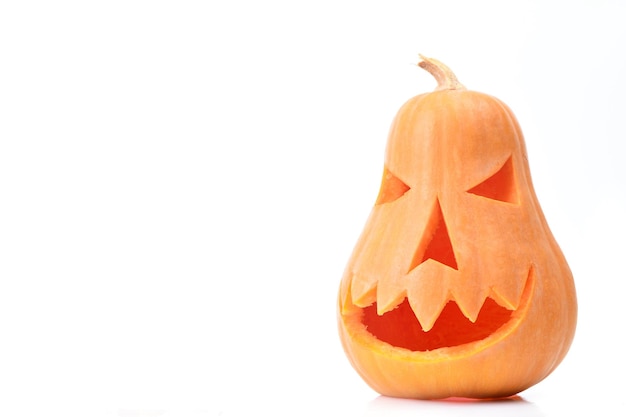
xmin=337 ymin=56 xmax=577 ymax=399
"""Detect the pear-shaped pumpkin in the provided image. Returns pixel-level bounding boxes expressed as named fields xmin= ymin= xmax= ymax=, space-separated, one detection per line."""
xmin=337 ymin=56 xmax=577 ymax=399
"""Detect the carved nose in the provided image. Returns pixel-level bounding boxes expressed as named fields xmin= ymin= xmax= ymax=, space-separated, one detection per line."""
xmin=409 ymin=199 xmax=458 ymax=271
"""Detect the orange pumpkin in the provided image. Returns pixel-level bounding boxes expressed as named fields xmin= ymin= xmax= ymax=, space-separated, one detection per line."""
xmin=337 ymin=56 xmax=577 ymax=399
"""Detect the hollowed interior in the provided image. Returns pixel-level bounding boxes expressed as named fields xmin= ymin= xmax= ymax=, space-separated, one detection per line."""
xmin=409 ymin=199 xmax=457 ymax=271
xmin=362 ymin=297 xmax=513 ymax=351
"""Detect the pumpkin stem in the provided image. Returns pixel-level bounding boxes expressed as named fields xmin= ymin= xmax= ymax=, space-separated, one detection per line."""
xmin=418 ymin=55 xmax=466 ymax=91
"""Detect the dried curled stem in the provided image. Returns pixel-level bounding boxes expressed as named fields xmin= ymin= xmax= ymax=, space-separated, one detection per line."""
xmin=418 ymin=55 xmax=466 ymax=91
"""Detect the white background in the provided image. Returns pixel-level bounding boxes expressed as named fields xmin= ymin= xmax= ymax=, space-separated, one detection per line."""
xmin=1 ymin=1 xmax=625 ymax=416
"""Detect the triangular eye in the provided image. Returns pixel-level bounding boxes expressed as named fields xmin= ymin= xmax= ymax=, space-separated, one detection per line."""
xmin=467 ymin=156 xmax=518 ymax=204
xmin=375 ymin=167 xmax=410 ymax=205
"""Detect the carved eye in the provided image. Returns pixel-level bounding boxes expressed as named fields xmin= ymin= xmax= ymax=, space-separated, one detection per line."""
xmin=467 ymin=156 xmax=518 ymax=204
xmin=375 ymin=167 xmax=410 ymax=205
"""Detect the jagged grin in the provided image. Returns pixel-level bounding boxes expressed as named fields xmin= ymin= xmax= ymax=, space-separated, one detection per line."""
xmin=347 ymin=160 xmax=536 ymax=353
xmin=358 ymin=267 xmax=534 ymax=352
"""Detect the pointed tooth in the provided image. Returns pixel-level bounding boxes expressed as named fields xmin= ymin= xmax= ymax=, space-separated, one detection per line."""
xmin=489 ymin=286 xmax=518 ymax=310
xmin=406 ymin=268 xmax=449 ymax=332
xmin=489 ymin=268 xmax=529 ymax=310
xmin=451 ymin=286 xmax=489 ymax=323
xmin=407 ymin=292 xmax=447 ymax=332
xmin=376 ymin=285 xmax=406 ymax=315
xmin=375 ymin=271 xmax=408 ymax=315
xmin=350 ymin=273 xmax=377 ymax=308
xmin=339 ymin=270 xmax=357 ymax=314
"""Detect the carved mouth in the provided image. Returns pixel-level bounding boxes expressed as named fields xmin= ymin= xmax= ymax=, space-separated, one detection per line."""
xmin=360 ymin=268 xmax=533 ymax=352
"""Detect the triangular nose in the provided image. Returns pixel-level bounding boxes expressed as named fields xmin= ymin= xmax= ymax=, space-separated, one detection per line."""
xmin=409 ymin=199 xmax=458 ymax=271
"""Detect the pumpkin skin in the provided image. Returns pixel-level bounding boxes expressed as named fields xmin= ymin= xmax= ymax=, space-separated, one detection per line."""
xmin=337 ymin=56 xmax=577 ymax=399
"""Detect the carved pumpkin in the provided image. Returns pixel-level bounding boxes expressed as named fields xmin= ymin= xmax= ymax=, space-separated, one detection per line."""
xmin=337 ymin=56 xmax=577 ymax=399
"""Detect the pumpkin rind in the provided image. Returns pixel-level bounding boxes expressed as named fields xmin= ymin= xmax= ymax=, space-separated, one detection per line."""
xmin=337 ymin=56 xmax=577 ymax=399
